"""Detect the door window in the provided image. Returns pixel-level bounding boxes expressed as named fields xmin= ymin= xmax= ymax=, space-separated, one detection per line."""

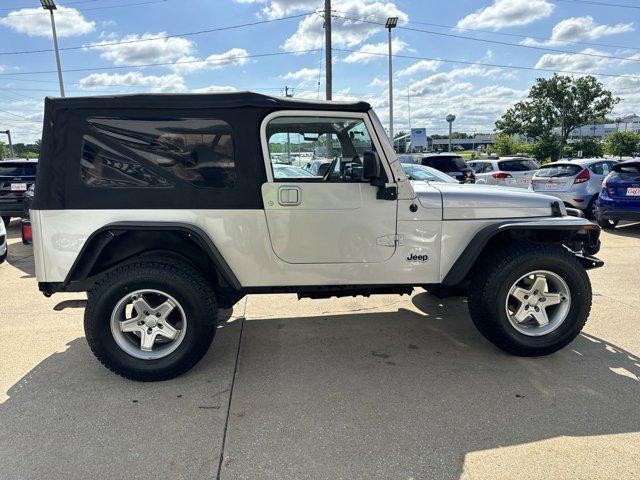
xmin=266 ymin=116 xmax=377 ymax=182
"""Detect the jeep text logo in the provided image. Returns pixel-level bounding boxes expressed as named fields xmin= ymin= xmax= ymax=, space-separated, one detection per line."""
xmin=406 ymin=253 xmax=429 ymax=263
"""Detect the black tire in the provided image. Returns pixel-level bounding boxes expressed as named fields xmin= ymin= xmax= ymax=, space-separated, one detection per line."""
xmin=597 ymin=216 xmax=619 ymax=229
xmin=2 ymin=216 xmax=10 ymax=226
xmin=468 ymin=242 xmax=592 ymax=356
xmin=586 ymin=196 xmax=598 ymax=220
xmin=85 ymin=259 xmax=218 ymax=381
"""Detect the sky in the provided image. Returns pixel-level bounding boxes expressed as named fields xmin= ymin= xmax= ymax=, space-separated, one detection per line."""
xmin=1 ymin=0 xmax=640 ymax=143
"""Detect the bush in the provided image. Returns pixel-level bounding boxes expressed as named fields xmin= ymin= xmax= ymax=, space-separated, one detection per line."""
xmin=605 ymin=130 xmax=640 ymax=158
xmin=530 ymin=134 xmax=561 ymax=164
xmin=494 ymin=133 xmax=518 ymax=156
xmin=564 ymin=137 xmax=604 ymax=159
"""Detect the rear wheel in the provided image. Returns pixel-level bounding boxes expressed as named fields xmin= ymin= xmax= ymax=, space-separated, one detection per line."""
xmin=468 ymin=242 xmax=591 ymax=356
xmin=85 ymin=259 xmax=218 ymax=381
xmin=586 ymin=196 xmax=598 ymax=220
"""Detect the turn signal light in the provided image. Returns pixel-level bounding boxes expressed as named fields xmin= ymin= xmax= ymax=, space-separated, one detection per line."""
xmin=574 ymin=168 xmax=590 ymax=184
xmin=492 ymin=172 xmax=512 ymax=179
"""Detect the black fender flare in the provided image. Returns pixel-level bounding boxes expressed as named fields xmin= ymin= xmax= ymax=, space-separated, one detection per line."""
xmin=441 ymin=218 xmax=600 ymax=286
xmin=64 ymin=221 xmax=241 ymax=290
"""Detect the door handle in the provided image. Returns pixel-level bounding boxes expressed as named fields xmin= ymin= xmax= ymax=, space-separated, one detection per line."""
xmin=278 ymin=186 xmax=301 ymax=206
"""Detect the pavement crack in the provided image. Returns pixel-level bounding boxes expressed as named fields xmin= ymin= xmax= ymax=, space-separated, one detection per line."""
xmin=216 ymin=315 xmax=244 ymax=479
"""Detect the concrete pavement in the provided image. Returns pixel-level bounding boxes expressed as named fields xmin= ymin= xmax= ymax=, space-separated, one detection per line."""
xmin=1 ymin=220 xmax=639 ymax=479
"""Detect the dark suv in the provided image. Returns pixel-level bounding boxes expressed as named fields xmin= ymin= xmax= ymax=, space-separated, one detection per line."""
xmin=0 ymin=158 xmax=38 ymax=224
xmin=399 ymin=153 xmax=475 ymax=183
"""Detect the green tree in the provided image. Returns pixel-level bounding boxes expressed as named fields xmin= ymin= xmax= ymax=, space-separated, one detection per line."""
xmin=496 ymin=74 xmax=619 ymax=159
xmin=605 ymin=130 xmax=640 ymax=158
xmin=564 ymin=137 xmax=604 ymax=158
xmin=530 ymin=133 xmax=561 ymax=164
xmin=494 ymin=133 xmax=518 ymax=156
xmin=394 ymin=131 xmax=408 ymax=139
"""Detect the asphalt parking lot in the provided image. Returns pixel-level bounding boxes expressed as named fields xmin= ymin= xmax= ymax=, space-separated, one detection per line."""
xmin=1 ymin=220 xmax=639 ymax=480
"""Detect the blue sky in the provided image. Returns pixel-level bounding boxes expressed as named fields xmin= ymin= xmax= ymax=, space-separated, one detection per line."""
xmin=1 ymin=0 xmax=640 ymax=143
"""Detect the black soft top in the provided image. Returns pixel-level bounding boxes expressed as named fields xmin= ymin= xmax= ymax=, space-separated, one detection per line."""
xmin=43 ymin=91 xmax=371 ymax=113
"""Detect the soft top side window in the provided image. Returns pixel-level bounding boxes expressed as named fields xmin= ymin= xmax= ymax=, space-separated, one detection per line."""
xmin=265 ymin=115 xmax=378 ymax=182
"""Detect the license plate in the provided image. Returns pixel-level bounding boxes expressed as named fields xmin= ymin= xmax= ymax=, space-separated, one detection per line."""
xmin=627 ymin=187 xmax=640 ymax=196
xmin=10 ymin=183 xmax=27 ymax=191
xmin=542 ymin=182 xmax=558 ymax=190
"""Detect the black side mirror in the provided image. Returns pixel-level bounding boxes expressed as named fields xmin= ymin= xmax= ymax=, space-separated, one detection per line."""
xmin=363 ymin=150 xmax=381 ymax=180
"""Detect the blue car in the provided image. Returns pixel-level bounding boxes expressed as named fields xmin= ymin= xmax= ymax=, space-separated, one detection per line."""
xmin=597 ymin=160 xmax=640 ymax=229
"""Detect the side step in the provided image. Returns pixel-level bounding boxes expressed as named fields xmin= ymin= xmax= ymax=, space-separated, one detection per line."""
xmin=297 ymin=286 xmax=413 ymax=300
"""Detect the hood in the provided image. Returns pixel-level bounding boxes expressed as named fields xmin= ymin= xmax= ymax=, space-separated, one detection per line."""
xmin=415 ymin=182 xmax=563 ymax=220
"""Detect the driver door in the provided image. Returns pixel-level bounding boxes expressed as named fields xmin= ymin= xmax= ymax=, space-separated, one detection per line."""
xmin=261 ymin=111 xmax=397 ymax=264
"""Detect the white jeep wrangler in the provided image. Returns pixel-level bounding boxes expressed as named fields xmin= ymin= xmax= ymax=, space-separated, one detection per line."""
xmin=31 ymin=92 xmax=602 ymax=381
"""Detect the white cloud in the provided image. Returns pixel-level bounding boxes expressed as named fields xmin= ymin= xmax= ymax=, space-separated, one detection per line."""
xmin=78 ymin=72 xmax=187 ymax=93
xmin=283 ymin=1 xmax=408 ymax=51
xmin=342 ymin=38 xmax=407 ymax=64
xmin=457 ymin=0 xmax=554 ymax=31
xmin=0 ymin=6 xmax=95 ymax=38
xmin=397 ymin=59 xmax=441 ymax=77
xmin=171 ymin=48 xmax=250 ymax=74
xmin=368 ymin=77 xmax=387 ymax=87
xmin=191 ymin=85 xmax=238 ymax=93
xmin=534 ymin=48 xmax=618 ymax=72
xmin=521 ymin=16 xmax=634 ymax=46
xmin=90 ymin=32 xmax=194 ymax=66
xmin=407 ymin=65 xmax=507 ymax=96
xmin=281 ymin=67 xmax=320 ymax=81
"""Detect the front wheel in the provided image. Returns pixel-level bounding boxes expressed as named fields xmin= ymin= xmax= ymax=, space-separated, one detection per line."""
xmin=84 ymin=259 xmax=218 ymax=381
xmin=468 ymin=242 xmax=592 ymax=356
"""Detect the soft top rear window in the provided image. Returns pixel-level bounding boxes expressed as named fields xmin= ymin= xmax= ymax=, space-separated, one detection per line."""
xmin=536 ymin=164 xmax=582 ymax=178
xmin=498 ymin=159 xmax=538 ymax=171
xmin=0 ymin=162 xmax=37 ymax=177
xmin=428 ymin=156 xmax=467 ymax=171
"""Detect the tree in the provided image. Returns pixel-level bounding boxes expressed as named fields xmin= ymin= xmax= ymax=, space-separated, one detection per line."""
xmin=530 ymin=133 xmax=561 ymax=164
xmin=496 ymin=74 xmax=619 ymax=159
xmin=494 ymin=133 xmax=518 ymax=156
xmin=565 ymin=137 xmax=604 ymax=158
xmin=394 ymin=131 xmax=408 ymax=139
xmin=605 ymin=131 xmax=640 ymax=158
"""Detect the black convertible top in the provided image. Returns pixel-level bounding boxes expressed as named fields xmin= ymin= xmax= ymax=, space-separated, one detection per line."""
xmin=43 ymin=91 xmax=371 ymax=113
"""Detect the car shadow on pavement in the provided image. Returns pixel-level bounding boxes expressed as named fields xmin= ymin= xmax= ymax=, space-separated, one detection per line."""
xmin=1 ymin=293 xmax=638 ymax=480
xmin=607 ymin=221 xmax=640 ymax=239
xmin=219 ymin=292 xmax=640 ymax=480
xmin=1 ymin=222 xmax=34 ymax=277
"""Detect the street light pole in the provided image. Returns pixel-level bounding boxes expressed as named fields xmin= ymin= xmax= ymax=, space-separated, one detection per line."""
xmin=2 ymin=130 xmax=14 ymax=157
xmin=41 ymin=0 xmax=65 ymax=97
xmin=385 ymin=17 xmax=398 ymax=142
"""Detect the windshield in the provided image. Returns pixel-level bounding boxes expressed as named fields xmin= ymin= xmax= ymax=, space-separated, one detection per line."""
xmin=498 ymin=159 xmax=538 ymax=171
xmin=535 ymin=164 xmax=582 ymax=178
xmin=403 ymin=164 xmax=457 ymax=183
xmin=0 ymin=163 xmax=37 ymax=177
xmin=428 ymin=156 xmax=468 ymax=171
xmin=468 ymin=162 xmax=485 ymax=173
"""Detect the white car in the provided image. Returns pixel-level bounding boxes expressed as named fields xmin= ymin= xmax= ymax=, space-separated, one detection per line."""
xmin=468 ymin=157 xmax=540 ymax=188
xmin=0 ymin=216 xmax=6 ymax=264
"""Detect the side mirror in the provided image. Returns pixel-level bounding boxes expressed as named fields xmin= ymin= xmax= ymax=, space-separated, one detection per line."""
xmin=363 ymin=150 xmax=381 ymax=180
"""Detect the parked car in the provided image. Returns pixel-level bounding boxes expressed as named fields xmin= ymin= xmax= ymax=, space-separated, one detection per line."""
xmin=0 ymin=216 xmax=6 ymax=264
xmin=399 ymin=153 xmax=475 ymax=183
xmin=468 ymin=157 xmax=539 ymax=189
xmin=272 ymin=164 xmax=314 ymax=179
xmin=401 ymin=163 xmax=458 ymax=183
xmin=33 ymin=92 xmax=601 ymax=381
xmin=530 ymin=158 xmax=618 ymax=219
xmin=303 ymin=159 xmax=331 ymax=177
xmin=0 ymin=158 xmax=38 ymax=225
xmin=596 ymin=160 xmax=640 ymax=229
xmin=21 ymin=183 xmax=35 ymax=245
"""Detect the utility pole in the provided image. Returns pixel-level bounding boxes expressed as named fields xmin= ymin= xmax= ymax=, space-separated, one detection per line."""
xmin=2 ymin=130 xmax=14 ymax=157
xmin=324 ymin=0 xmax=332 ymax=101
xmin=386 ymin=17 xmax=398 ymax=141
xmin=41 ymin=0 xmax=65 ymax=97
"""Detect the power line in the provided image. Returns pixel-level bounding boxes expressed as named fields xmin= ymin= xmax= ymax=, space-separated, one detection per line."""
xmin=549 ymin=0 xmax=640 ymax=9
xmin=0 ymin=0 xmax=98 ymax=11
xmin=333 ymin=13 xmax=640 ymax=65
xmin=1 ymin=0 xmax=169 ymax=17
xmin=0 ymin=49 xmax=321 ymax=76
xmin=0 ymin=11 xmax=315 ymax=56
xmin=334 ymin=48 xmax=640 ymax=80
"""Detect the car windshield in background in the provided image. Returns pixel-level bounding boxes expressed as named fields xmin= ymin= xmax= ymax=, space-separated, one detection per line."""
xmin=0 ymin=163 xmax=37 ymax=177
xmin=498 ymin=159 xmax=538 ymax=171
xmin=536 ymin=164 xmax=582 ymax=178
xmin=469 ymin=163 xmax=485 ymax=173
xmin=430 ymin=156 xmax=467 ymax=171
xmin=403 ymin=164 xmax=457 ymax=183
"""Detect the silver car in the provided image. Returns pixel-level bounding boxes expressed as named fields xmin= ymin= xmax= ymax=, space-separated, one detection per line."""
xmin=468 ymin=157 xmax=539 ymax=189
xmin=530 ymin=158 xmax=618 ymax=219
